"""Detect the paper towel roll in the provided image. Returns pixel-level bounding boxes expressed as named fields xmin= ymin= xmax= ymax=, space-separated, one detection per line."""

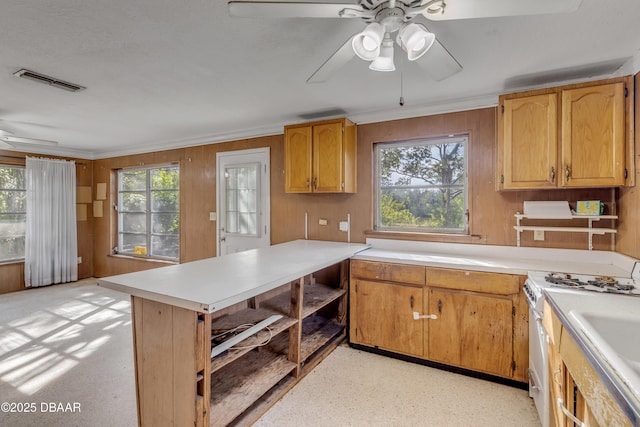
xmin=523 ymin=201 xmax=572 ymax=219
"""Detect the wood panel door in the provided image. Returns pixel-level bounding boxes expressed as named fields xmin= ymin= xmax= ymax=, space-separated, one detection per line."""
xmin=500 ymin=93 xmax=558 ymax=189
xmin=352 ymin=279 xmax=424 ymax=357
xmin=561 ymin=82 xmax=626 ymax=187
xmin=284 ymin=125 xmax=313 ymax=193
xmin=427 ymin=288 xmax=513 ymax=378
xmin=312 ymin=121 xmax=343 ymax=193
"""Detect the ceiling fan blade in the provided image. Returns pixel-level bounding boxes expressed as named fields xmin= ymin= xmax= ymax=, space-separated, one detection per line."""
xmin=423 ymin=0 xmax=582 ymax=21
xmin=307 ymin=36 xmax=356 ymax=83
xmin=0 ymin=139 xmax=16 ymax=148
xmin=228 ymin=1 xmax=364 ymax=19
xmin=416 ymin=38 xmax=462 ymax=81
xmin=0 ymin=136 xmax=58 ymax=146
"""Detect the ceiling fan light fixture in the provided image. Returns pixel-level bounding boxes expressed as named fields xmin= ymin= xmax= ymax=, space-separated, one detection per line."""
xmin=352 ymin=22 xmax=384 ymax=61
xmin=397 ymin=23 xmax=436 ymax=61
xmin=369 ymin=34 xmax=395 ymax=72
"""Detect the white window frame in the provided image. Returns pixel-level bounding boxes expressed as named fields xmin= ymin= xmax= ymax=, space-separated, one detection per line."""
xmin=117 ymin=164 xmax=180 ymax=260
xmin=374 ymin=135 xmax=469 ymax=234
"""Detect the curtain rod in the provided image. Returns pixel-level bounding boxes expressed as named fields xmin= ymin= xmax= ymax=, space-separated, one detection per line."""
xmin=0 ymin=153 xmax=89 ymax=165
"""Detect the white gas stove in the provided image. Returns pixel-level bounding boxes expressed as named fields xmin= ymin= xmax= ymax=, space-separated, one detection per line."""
xmin=524 ymin=265 xmax=640 ymax=427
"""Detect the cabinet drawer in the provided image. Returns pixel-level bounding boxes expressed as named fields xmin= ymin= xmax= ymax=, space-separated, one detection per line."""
xmin=351 ymin=260 xmax=425 ymax=286
xmin=426 ymin=268 xmax=520 ymax=295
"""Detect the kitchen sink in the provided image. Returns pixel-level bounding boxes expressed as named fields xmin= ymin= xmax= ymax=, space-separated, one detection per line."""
xmin=571 ymin=311 xmax=640 ymax=396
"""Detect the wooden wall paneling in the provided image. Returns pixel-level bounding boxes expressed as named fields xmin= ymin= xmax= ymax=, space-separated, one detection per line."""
xmin=181 ymin=145 xmax=217 ymax=262
xmin=0 ymin=263 xmax=25 ymax=294
xmin=76 ymin=161 xmax=94 ymax=279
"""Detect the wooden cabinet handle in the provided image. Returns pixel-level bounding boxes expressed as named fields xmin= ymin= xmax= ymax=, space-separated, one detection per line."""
xmin=306 ymin=178 xmax=310 ymax=188
xmin=410 ymin=295 xmax=414 ymax=309
xmin=565 ymin=164 xmax=571 ymax=182
xmin=437 ymin=299 xmax=442 ymax=314
xmin=313 ymin=177 xmax=317 ymax=190
xmin=550 ymin=166 xmax=555 ymax=183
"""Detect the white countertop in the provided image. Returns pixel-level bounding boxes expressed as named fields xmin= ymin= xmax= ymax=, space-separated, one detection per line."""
xmin=544 ymin=288 xmax=640 ymax=424
xmin=354 ymin=238 xmax=637 ymax=277
xmin=98 ymin=240 xmax=368 ymax=313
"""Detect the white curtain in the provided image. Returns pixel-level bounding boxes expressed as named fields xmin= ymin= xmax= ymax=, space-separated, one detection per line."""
xmin=25 ymin=157 xmax=78 ymax=287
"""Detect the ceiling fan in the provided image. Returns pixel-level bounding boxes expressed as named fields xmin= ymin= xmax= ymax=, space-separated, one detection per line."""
xmin=0 ymin=129 xmax=58 ymax=148
xmin=228 ymin=0 xmax=583 ymax=83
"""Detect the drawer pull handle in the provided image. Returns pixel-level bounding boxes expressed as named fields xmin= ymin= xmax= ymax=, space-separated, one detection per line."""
xmin=557 ymin=398 xmax=586 ymax=427
xmin=413 ymin=312 xmax=437 ymax=320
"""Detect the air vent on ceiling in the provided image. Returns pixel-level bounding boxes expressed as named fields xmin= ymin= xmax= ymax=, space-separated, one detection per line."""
xmin=13 ymin=68 xmax=86 ymax=92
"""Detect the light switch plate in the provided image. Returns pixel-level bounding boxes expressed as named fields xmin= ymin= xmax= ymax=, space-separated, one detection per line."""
xmin=534 ymin=230 xmax=545 ymax=241
xmin=210 ymin=212 xmax=217 ymax=221
xmin=319 ymin=219 xmax=328 ymax=226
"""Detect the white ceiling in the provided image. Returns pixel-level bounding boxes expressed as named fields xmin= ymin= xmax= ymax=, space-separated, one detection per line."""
xmin=1 ymin=0 xmax=639 ymax=159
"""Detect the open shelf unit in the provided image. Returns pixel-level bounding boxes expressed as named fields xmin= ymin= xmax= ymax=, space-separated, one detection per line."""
xmin=207 ymin=259 xmax=350 ymax=426
xmin=514 ymin=213 xmax=617 ymax=250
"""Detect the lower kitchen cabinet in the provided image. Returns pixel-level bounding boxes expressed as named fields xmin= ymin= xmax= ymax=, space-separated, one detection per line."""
xmin=428 ymin=288 xmax=514 ymax=378
xmin=350 ymin=260 xmax=528 ymax=382
xmin=352 ymin=279 xmax=424 ymax=357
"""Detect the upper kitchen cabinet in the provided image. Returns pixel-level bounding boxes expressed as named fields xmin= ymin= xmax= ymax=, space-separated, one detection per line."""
xmin=284 ymin=118 xmax=356 ymax=193
xmin=499 ymin=93 xmax=558 ymax=189
xmin=497 ymin=77 xmax=635 ymax=190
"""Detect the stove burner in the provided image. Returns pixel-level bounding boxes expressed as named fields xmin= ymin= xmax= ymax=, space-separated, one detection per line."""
xmin=544 ymin=272 xmax=636 ymax=294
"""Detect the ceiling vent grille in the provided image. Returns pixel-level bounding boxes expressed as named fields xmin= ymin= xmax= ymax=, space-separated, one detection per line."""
xmin=13 ymin=69 xmax=86 ymax=92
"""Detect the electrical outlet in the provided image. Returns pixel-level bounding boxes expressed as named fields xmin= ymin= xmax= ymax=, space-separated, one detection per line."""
xmin=319 ymin=219 xmax=328 ymax=226
xmin=339 ymin=221 xmax=348 ymax=232
xmin=534 ymin=230 xmax=545 ymax=241
xmin=210 ymin=212 xmax=217 ymax=221
xmin=77 ymin=256 xmax=82 ymax=264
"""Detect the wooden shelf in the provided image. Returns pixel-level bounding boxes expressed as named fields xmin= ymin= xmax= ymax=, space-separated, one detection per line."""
xmin=259 ymin=282 xmax=346 ymax=319
xmin=210 ymin=307 xmax=297 ymax=373
xmin=300 ymin=315 xmax=345 ymax=361
xmin=210 ymin=350 xmax=296 ymax=427
xmin=268 ymin=315 xmax=345 ymax=362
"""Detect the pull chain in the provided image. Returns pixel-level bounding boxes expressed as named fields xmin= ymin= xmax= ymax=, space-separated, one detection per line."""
xmin=399 ymin=54 xmax=405 ymax=106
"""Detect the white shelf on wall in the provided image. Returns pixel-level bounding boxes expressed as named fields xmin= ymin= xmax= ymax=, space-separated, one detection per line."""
xmin=514 ymin=213 xmax=617 ymax=250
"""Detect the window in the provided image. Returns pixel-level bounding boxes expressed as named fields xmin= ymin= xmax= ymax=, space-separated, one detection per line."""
xmin=117 ymin=165 xmax=179 ymax=260
xmin=0 ymin=166 xmax=26 ymax=262
xmin=374 ymin=135 xmax=468 ymax=234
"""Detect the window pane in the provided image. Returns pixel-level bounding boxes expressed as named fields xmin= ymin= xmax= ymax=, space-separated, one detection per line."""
xmin=0 ymin=236 xmax=25 ymax=261
xmin=0 ymin=166 xmax=26 ymax=261
xmin=121 ymin=191 xmax=146 ymax=211
xmin=151 ymin=213 xmax=179 ymax=234
xmin=0 ymin=190 xmax=26 ymax=212
xmin=225 ymin=165 xmax=258 ymax=236
xmin=151 ymin=167 xmax=179 ymax=190
xmin=151 ymin=235 xmax=179 ymax=258
xmin=120 ymin=233 xmax=147 ymax=254
xmin=376 ymin=137 xmax=467 ymax=233
xmin=0 ymin=167 xmax=26 ymax=189
xmin=120 ymin=170 xmax=147 ymax=191
xmin=151 ymin=190 xmax=178 ymax=211
xmin=380 ymin=187 xmax=465 ymax=231
xmin=121 ymin=212 xmax=146 ymax=233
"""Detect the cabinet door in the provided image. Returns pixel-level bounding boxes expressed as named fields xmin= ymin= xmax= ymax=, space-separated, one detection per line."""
xmin=313 ymin=122 xmax=343 ymax=193
xmin=500 ymin=93 xmax=558 ymax=189
xmin=428 ymin=288 xmax=513 ymax=378
xmin=352 ymin=279 xmax=424 ymax=357
xmin=561 ymin=82 xmax=626 ymax=187
xmin=284 ymin=125 xmax=313 ymax=193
